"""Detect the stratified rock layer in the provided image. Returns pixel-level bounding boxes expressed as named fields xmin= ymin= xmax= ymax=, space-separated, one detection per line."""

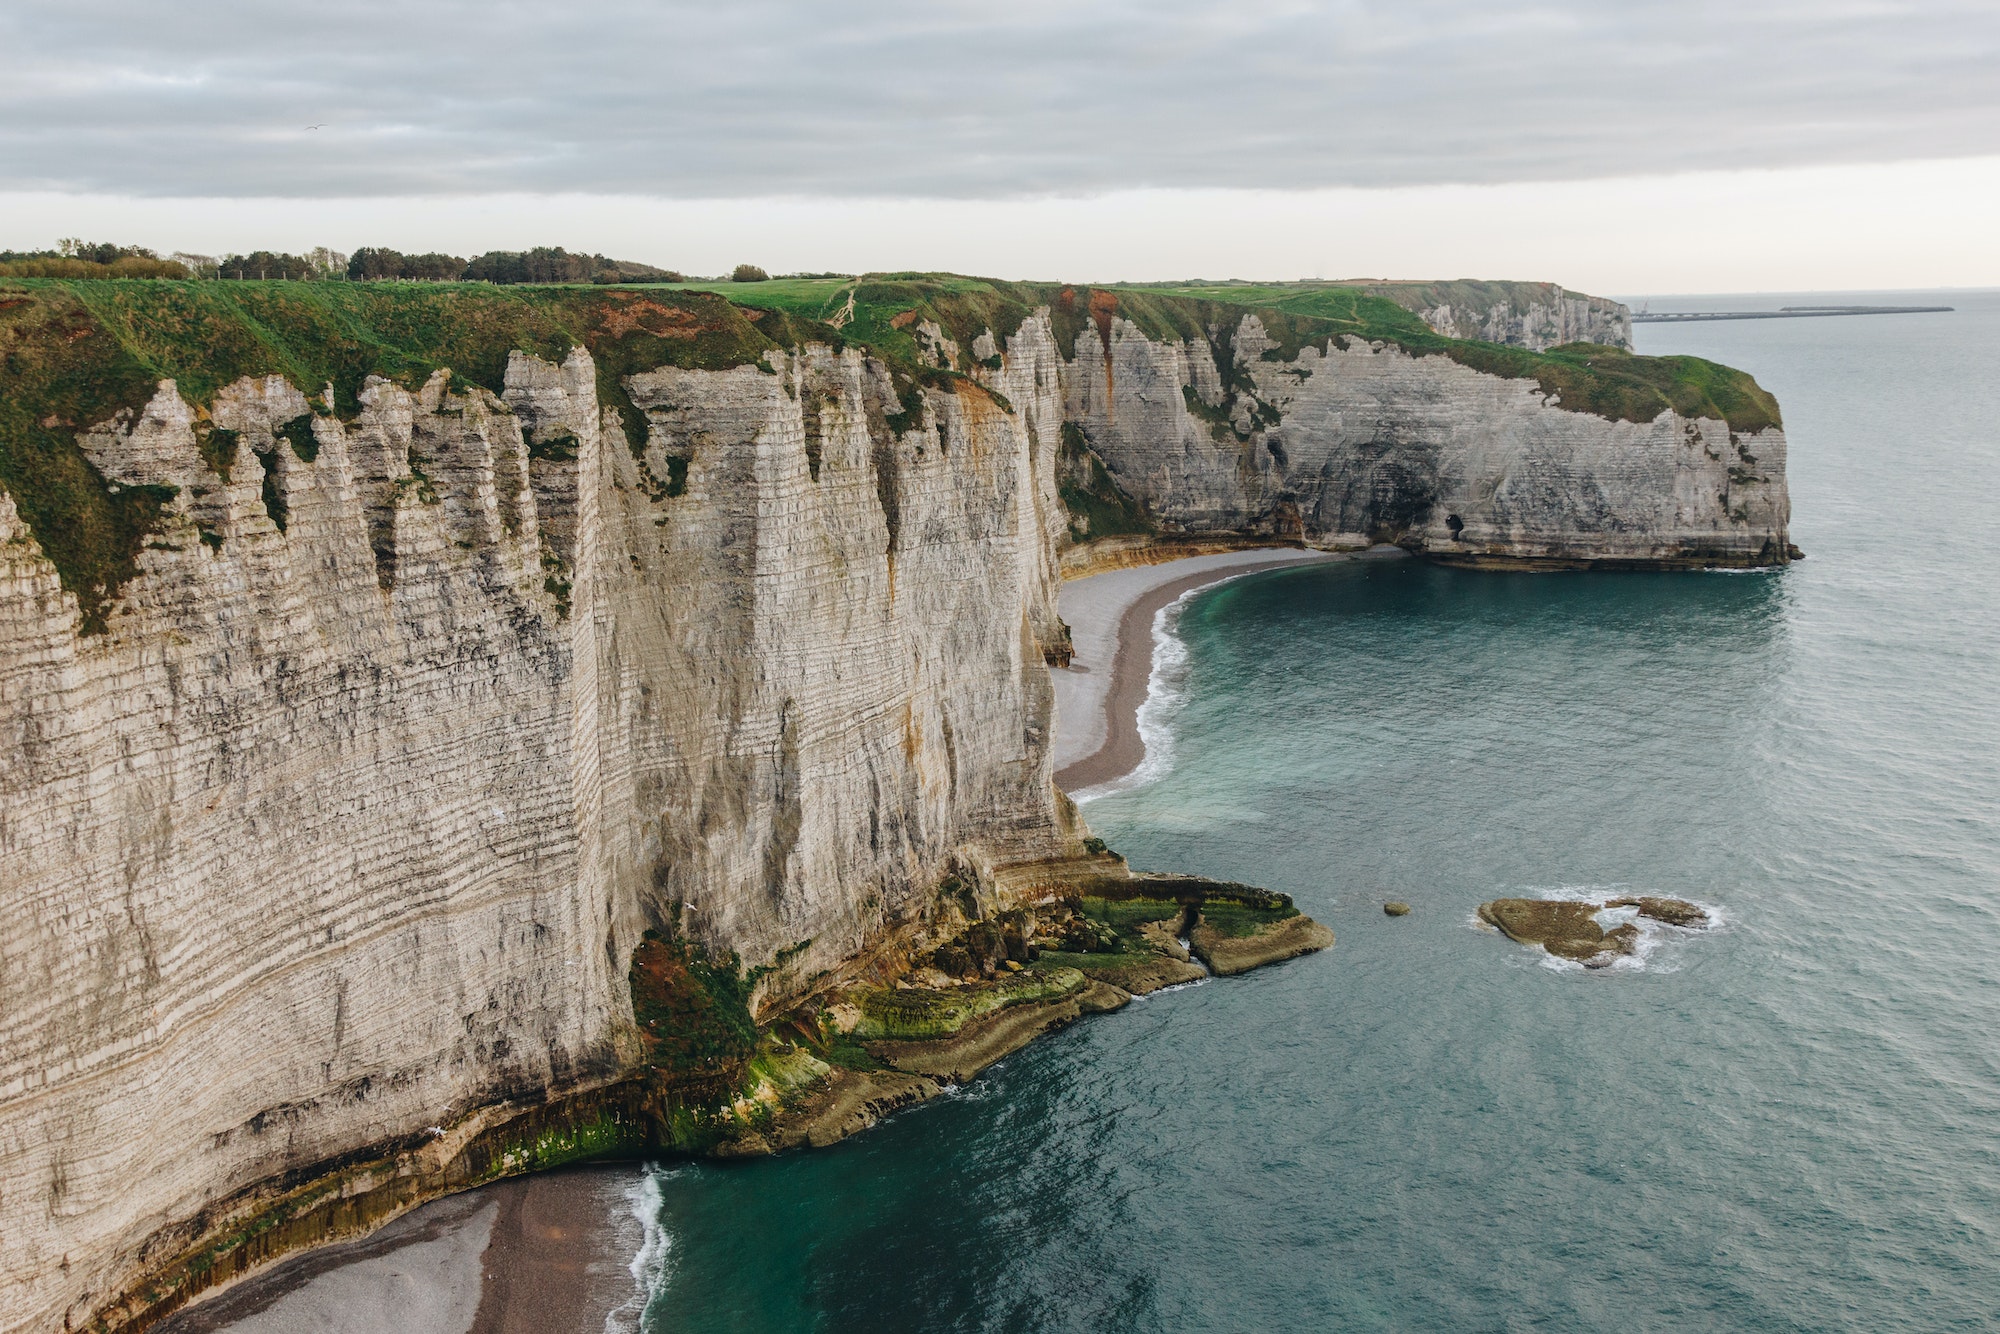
xmin=1058 ymin=314 xmax=1790 ymax=566
xmin=0 ymin=335 xmax=1077 ymax=1332
xmin=1 ymin=295 xmax=1776 ymax=1332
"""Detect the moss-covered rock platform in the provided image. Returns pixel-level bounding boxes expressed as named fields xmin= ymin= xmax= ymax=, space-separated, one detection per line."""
xmin=90 ymin=862 xmax=1329 ymax=1332
xmin=699 ymin=870 xmax=1333 ymax=1157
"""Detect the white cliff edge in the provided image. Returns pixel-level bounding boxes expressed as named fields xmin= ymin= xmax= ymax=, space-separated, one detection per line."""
xmin=0 ymin=301 xmax=1785 ymax=1333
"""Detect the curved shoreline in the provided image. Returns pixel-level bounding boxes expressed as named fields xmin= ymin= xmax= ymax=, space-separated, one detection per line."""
xmin=1051 ymin=547 xmax=1350 ymax=794
xmin=155 ymin=1167 xmax=641 ymax=1334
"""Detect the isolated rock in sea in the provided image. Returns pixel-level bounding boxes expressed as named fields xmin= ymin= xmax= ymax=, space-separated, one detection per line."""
xmin=1477 ymin=896 xmax=1711 ymax=968
xmin=1607 ymin=896 xmax=1709 ymax=927
xmin=1478 ymin=899 xmax=1638 ymax=968
xmin=1384 ymin=902 xmax=1412 ymax=917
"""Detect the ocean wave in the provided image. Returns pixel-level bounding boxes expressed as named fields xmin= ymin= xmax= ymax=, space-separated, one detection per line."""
xmin=604 ymin=1166 xmax=674 ymax=1334
xmin=938 ymin=1079 xmax=1001 ymax=1101
xmin=1473 ymin=885 xmax=1729 ymax=974
xmin=1127 ymin=975 xmax=1209 ymax=1000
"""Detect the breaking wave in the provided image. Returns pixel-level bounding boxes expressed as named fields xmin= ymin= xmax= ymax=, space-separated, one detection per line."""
xmin=1072 ymin=592 xmax=1196 ymax=804
xmin=605 ymin=1167 xmax=673 ymax=1334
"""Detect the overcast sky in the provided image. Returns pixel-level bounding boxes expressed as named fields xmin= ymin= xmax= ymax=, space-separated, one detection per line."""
xmin=6 ymin=0 xmax=2000 ymax=289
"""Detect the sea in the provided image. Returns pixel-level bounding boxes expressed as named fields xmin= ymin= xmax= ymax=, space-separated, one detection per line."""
xmin=624 ymin=290 xmax=2000 ymax=1331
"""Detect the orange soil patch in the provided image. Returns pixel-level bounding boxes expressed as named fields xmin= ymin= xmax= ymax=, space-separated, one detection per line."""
xmin=1088 ymin=289 xmax=1118 ymax=352
xmin=593 ymin=296 xmax=707 ymax=341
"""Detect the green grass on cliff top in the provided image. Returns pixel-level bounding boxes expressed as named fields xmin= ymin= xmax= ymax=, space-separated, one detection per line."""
xmin=665 ymin=273 xmax=1777 ymax=441
xmin=1120 ymin=278 xmax=1606 ymax=315
xmin=0 ymin=274 xmax=1778 ymax=630
xmin=0 ymin=279 xmax=792 ymax=627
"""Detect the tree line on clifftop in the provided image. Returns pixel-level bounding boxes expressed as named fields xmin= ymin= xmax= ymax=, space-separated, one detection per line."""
xmin=347 ymin=246 xmax=685 ymax=284
xmin=0 ymin=240 xmax=810 ymax=286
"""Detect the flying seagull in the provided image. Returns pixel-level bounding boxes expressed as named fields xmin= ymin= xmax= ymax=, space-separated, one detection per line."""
xmin=305 ymin=123 xmax=324 ymax=130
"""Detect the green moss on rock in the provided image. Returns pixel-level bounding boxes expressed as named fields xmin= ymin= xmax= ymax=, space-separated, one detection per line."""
xmin=275 ymin=412 xmax=320 ymax=462
xmin=628 ymin=928 xmax=759 ymax=1086
xmin=853 ymin=969 xmax=1084 ymax=1040
xmin=1058 ymin=420 xmax=1152 ymax=544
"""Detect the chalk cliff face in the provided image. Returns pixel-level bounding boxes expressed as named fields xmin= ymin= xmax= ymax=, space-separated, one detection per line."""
xmin=1356 ymin=280 xmax=1633 ymax=351
xmin=0 ymin=330 xmax=1076 ymax=1332
xmin=0 ymin=292 xmax=1786 ymax=1332
xmin=0 ymin=364 xmax=614 ymax=1333
xmin=592 ymin=323 xmax=1075 ymax=966
xmin=1059 ymin=314 xmax=1791 ymax=567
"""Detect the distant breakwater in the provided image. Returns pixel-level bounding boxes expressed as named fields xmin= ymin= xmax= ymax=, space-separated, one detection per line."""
xmin=1633 ymin=304 xmax=1952 ymax=323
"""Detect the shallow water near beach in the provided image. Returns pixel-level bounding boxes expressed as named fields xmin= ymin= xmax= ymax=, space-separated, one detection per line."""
xmin=632 ymin=293 xmax=2000 ymax=1332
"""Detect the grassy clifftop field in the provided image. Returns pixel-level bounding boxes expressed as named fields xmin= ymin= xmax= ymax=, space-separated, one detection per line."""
xmin=671 ymin=273 xmax=1776 ymax=431
xmin=0 ymin=274 xmax=1780 ymax=629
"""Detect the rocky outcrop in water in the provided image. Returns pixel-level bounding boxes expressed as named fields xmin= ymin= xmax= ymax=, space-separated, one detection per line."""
xmin=625 ymin=869 xmax=1326 ymax=1158
xmin=1478 ymin=897 xmax=1709 ymax=967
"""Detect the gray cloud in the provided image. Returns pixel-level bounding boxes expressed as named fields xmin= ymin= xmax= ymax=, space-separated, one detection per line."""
xmin=5 ymin=0 xmax=1999 ymax=198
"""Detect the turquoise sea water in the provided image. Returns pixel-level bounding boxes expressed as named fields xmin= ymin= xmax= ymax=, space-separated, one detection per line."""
xmin=639 ymin=292 xmax=2000 ymax=1331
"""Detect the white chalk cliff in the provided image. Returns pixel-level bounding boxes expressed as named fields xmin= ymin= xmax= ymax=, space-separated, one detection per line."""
xmin=1362 ymin=280 xmax=1633 ymax=351
xmin=1057 ymin=313 xmax=1790 ymax=566
xmin=0 ymin=303 xmax=1786 ymax=1332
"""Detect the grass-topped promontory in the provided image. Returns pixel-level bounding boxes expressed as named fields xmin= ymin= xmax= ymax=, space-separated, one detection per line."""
xmin=671 ymin=272 xmax=1779 ymax=432
xmin=0 ymin=280 xmax=788 ymax=627
xmin=0 ymin=273 xmax=1779 ymax=630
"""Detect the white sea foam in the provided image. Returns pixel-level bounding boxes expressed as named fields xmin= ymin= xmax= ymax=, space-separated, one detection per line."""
xmin=1476 ymin=885 xmax=1729 ymax=975
xmin=1127 ymin=975 xmax=1209 ymax=1000
xmin=1072 ymin=592 xmax=1197 ymax=804
xmin=604 ymin=1166 xmax=674 ymax=1334
xmin=936 ymin=1079 xmax=990 ymax=1101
